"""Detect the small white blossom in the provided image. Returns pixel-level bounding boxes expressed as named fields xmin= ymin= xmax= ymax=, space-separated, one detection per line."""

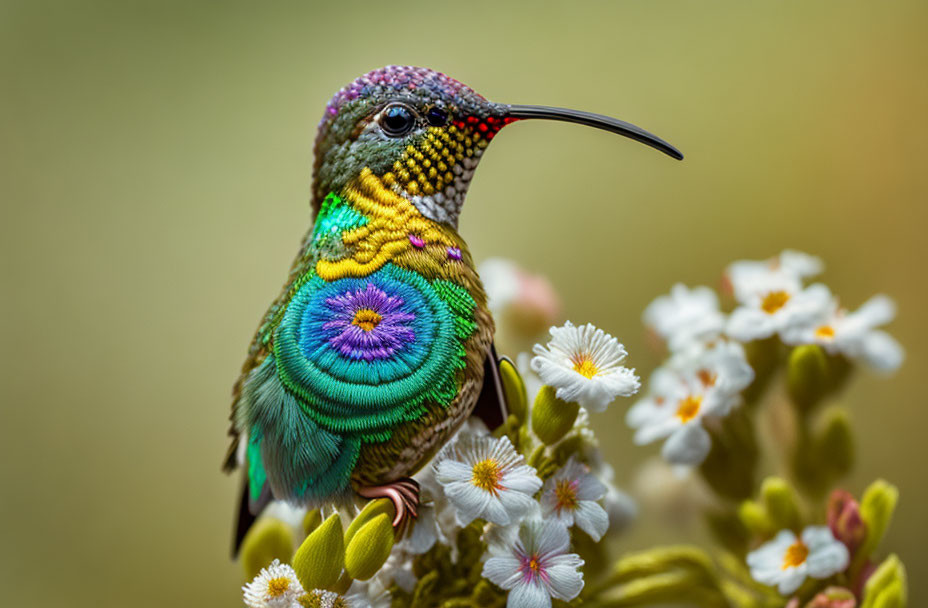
xmin=433 ymin=432 xmax=542 ymax=526
xmin=300 ymin=589 xmax=369 ymax=608
xmin=625 ymin=367 xmax=681 ymax=430
xmin=531 ymin=321 xmax=640 ymax=412
xmin=540 ymin=456 xmax=609 ymax=541
xmin=242 ymin=559 xmax=304 ymax=608
xmin=482 ymin=518 xmax=584 ymax=608
xmin=726 ymin=250 xmax=824 ymax=303
xmin=747 ymin=527 xmax=850 ymax=595
xmin=631 ymin=372 xmax=740 ymax=466
xmin=628 ymin=340 xmax=753 ymax=466
xmin=670 ymin=340 xmax=755 ymax=395
xmin=781 ymin=294 xmax=904 ymax=372
xmin=727 ymin=276 xmax=832 ymax=342
xmin=643 ymin=284 xmax=726 ymax=352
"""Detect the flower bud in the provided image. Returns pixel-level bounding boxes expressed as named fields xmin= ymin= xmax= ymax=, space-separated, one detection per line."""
xmin=532 ymin=385 xmax=579 ymax=445
xmin=344 ymin=513 xmax=394 ymax=580
xmin=292 ymin=513 xmax=344 ymax=591
xmin=787 ymin=345 xmax=829 ymax=412
xmin=302 ymin=508 xmax=322 ymax=538
xmin=239 ymin=517 xmax=295 ymax=581
xmin=499 ymin=357 xmax=527 ymax=422
xmin=857 ymin=480 xmax=898 ymax=563
xmin=737 ymin=500 xmax=773 ymax=538
xmin=344 ymin=498 xmax=393 ymax=546
xmin=817 ymin=407 xmax=854 ymax=478
xmin=827 ymin=490 xmax=866 ymax=555
xmin=861 ymin=554 xmax=907 ymax=608
xmin=761 ymin=476 xmax=802 ymax=531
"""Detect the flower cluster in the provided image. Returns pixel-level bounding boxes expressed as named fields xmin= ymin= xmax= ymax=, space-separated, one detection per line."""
xmin=239 ymin=318 xmax=639 ymax=608
xmin=236 ymin=252 xmax=908 ymax=608
xmin=630 ymin=250 xmax=903 ymax=469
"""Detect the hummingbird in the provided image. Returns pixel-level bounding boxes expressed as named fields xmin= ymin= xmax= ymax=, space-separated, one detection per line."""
xmin=225 ymin=65 xmax=681 ymax=552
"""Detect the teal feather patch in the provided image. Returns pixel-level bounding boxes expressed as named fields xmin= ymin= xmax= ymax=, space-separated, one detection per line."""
xmin=243 ymin=357 xmax=359 ymax=502
xmin=311 ymin=192 xmax=368 ymax=259
xmin=273 ymin=263 xmax=476 ymax=443
xmin=246 ymin=431 xmax=267 ymax=503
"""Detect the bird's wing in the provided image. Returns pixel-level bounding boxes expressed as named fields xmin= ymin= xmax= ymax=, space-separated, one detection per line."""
xmin=222 ymin=223 xmax=318 ymax=473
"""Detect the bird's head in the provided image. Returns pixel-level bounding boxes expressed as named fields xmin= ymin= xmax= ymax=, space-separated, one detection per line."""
xmin=312 ymin=66 xmax=682 ymax=226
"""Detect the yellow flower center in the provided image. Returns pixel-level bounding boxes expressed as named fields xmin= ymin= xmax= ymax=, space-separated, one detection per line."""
xmin=761 ymin=290 xmax=791 ymax=314
xmin=528 ymin=556 xmax=541 ymax=572
xmin=352 ymin=308 xmax=382 ymax=332
xmin=781 ymin=540 xmax=809 ymax=570
xmin=554 ymin=479 xmax=578 ymax=512
xmin=572 ymin=354 xmax=599 ymax=379
xmin=676 ymin=395 xmax=702 ymax=423
xmin=697 ymin=369 xmax=717 ymax=387
xmin=266 ymin=577 xmax=292 ymax=598
xmin=471 ymin=458 xmax=503 ymax=493
xmin=815 ymin=325 xmax=836 ymax=340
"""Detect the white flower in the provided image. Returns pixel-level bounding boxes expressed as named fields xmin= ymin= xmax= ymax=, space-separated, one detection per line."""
xmin=781 ymin=294 xmax=905 ymax=372
xmin=643 ymin=284 xmax=726 ymax=352
xmin=433 ymin=432 xmax=542 ymax=526
xmin=747 ymin=527 xmax=850 ymax=595
xmin=628 ymin=341 xmax=752 ymax=466
xmin=726 ymin=250 xmax=824 ymax=303
xmin=300 ymin=588 xmax=371 ymax=608
xmin=482 ymin=518 xmax=584 ymax=608
xmin=540 ymin=456 xmax=609 ymax=541
xmin=670 ymin=339 xmax=755 ymax=396
xmin=625 ymin=366 xmax=681 ymax=430
xmin=479 ymin=258 xmax=562 ymax=343
xmin=531 ymin=321 xmax=640 ymax=412
xmin=726 ymin=276 xmax=832 ymax=342
xmin=242 ymin=559 xmax=304 ymax=608
xmin=632 ymin=371 xmax=740 ymax=466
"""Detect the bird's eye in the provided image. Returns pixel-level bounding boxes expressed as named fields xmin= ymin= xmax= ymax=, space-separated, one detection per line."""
xmin=425 ymin=106 xmax=449 ymax=127
xmin=380 ymin=103 xmax=417 ymax=137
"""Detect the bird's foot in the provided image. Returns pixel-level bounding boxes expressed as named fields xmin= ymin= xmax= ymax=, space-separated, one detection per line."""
xmin=357 ymin=478 xmax=420 ymax=533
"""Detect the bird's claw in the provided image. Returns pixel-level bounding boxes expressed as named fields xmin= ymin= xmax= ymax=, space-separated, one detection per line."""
xmin=357 ymin=478 xmax=420 ymax=533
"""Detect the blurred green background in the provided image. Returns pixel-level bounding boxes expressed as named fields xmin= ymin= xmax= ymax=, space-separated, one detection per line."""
xmin=2 ymin=1 xmax=926 ymax=605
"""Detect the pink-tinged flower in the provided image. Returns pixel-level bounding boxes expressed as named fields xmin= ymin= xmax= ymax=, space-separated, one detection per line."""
xmin=482 ymin=518 xmax=584 ymax=608
xmin=827 ymin=490 xmax=867 ymax=555
xmin=479 ymin=258 xmax=562 ymax=339
xmin=539 ymin=456 xmax=609 ymax=541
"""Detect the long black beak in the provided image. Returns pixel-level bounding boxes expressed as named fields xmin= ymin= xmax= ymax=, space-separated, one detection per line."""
xmin=506 ymin=104 xmax=683 ymax=160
